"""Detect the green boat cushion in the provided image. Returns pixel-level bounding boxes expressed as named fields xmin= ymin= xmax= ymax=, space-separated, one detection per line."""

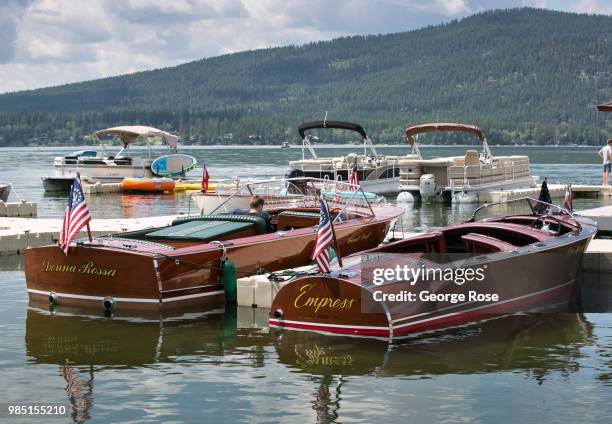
xmin=171 ymin=214 xmax=268 ymax=235
xmin=146 ymin=220 xmax=254 ymax=242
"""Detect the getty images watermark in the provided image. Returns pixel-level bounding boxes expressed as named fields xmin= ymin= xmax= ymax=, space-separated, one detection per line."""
xmin=365 ymin=261 xmax=500 ymax=304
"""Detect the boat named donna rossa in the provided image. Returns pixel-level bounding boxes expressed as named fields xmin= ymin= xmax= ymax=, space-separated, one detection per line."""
xmin=269 ymin=198 xmax=596 ymax=341
xmin=24 ymin=178 xmax=403 ymax=310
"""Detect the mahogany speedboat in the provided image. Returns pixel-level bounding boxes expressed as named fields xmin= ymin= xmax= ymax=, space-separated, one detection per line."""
xmin=269 ymin=198 xmax=597 ymax=341
xmin=24 ymin=178 xmax=403 ymax=310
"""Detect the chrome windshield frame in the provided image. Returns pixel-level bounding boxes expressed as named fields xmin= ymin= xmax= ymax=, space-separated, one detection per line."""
xmin=202 ymin=177 xmax=376 ymax=219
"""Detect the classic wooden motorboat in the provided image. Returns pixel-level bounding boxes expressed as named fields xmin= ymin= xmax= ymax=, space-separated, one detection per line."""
xmin=24 ymin=178 xmax=403 ymax=310
xmin=397 ymin=123 xmax=537 ymax=203
xmin=269 ymin=198 xmax=597 ymax=341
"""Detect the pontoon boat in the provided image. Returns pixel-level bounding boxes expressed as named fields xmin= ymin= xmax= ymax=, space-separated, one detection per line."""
xmin=398 ymin=123 xmax=537 ymax=202
xmin=288 ymin=121 xmax=421 ymax=194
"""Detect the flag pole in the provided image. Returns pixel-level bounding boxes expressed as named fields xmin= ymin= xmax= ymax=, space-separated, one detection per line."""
xmin=76 ymin=172 xmax=93 ymax=242
xmin=325 ymin=199 xmax=343 ymax=269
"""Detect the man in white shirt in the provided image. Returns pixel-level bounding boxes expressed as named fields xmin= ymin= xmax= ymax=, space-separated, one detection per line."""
xmin=599 ymin=139 xmax=612 ymax=186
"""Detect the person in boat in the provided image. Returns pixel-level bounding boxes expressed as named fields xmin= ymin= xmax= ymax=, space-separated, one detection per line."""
xmin=598 ymin=139 xmax=612 ymax=186
xmin=232 ymin=195 xmax=273 ymax=232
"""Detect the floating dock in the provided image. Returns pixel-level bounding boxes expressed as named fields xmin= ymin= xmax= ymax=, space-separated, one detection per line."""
xmin=0 ymin=201 xmax=37 ymax=218
xmin=483 ymin=184 xmax=612 ymax=203
xmin=579 ymin=205 xmax=612 ymax=233
xmin=0 ymin=215 xmax=179 ymax=255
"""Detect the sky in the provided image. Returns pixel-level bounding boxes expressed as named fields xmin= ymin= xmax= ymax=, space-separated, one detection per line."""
xmin=0 ymin=0 xmax=611 ymax=94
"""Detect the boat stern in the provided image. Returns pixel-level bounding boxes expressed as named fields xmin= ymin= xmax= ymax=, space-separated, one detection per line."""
xmin=269 ymin=275 xmax=391 ymax=340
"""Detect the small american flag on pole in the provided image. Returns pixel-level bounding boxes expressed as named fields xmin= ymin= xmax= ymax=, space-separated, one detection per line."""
xmin=348 ymin=160 xmax=359 ymax=191
xmin=312 ymin=199 xmax=334 ymax=273
xmin=58 ymin=178 xmax=91 ymax=255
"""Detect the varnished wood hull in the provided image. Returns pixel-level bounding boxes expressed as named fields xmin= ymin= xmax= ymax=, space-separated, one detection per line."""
xmin=24 ymin=209 xmax=400 ymax=310
xmin=270 ymin=228 xmax=595 ymax=342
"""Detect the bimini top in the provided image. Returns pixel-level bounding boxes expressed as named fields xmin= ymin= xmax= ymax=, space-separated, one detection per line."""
xmin=597 ymin=102 xmax=612 ymax=112
xmin=405 ymin=123 xmax=485 ymax=145
xmin=298 ymin=121 xmax=368 ymax=139
xmin=96 ymin=126 xmax=179 ymax=148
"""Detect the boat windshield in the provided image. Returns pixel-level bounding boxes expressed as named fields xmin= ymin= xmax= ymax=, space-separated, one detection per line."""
xmin=209 ymin=177 xmax=377 ymax=221
xmin=471 ymin=197 xmax=573 ymax=222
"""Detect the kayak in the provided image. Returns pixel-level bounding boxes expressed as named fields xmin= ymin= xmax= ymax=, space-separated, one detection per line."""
xmin=122 ymin=177 xmax=175 ymax=192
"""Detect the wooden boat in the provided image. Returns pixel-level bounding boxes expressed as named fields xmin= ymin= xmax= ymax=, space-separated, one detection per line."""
xmin=269 ymin=198 xmax=597 ymax=341
xmin=24 ymin=178 xmax=403 ymax=310
xmin=122 ymin=177 xmax=176 ymax=192
xmin=0 ymin=183 xmax=10 ymax=202
xmin=192 ymin=178 xmax=383 ymax=215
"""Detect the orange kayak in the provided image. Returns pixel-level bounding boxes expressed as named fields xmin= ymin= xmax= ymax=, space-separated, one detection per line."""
xmin=122 ymin=178 xmax=175 ymax=193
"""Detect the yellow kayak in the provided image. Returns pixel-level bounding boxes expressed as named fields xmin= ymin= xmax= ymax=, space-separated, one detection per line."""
xmin=173 ymin=181 xmax=219 ymax=192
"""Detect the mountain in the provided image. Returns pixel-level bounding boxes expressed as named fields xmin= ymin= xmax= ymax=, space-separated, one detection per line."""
xmin=0 ymin=7 xmax=611 ymax=147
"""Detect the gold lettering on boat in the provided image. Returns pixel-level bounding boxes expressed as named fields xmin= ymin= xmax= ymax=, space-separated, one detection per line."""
xmin=42 ymin=260 xmax=117 ymax=277
xmin=347 ymin=231 xmax=371 ymax=245
xmin=293 ymin=284 xmax=357 ymax=312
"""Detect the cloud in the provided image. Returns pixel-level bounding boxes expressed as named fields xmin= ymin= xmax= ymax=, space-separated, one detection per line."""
xmin=0 ymin=0 xmax=610 ymax=93
xmin=0 ymin=0 xmax=33 ymax=63
xmin=570 ymin=0 xmax=612 ymax=14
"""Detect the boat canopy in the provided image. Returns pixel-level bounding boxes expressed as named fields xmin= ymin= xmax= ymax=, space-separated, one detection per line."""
xmin=298 ymin=121 xmax=368 ymax=140
xmin=96 ymin=126 xmax=179 ymax=148
xmin=405 ymin=123 xmax=485 ymax=144
xmin=597 ymin=102 xmax=612 ymax=112
xmin=405 ymin=123 xmax=492 ymax=161
xmin=297 ymin=120 xmax=376 ymax=160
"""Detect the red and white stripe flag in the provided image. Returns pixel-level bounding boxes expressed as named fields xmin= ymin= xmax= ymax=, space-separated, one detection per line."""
xmin=58 ymin=178 xmax=91 ymax=255
xmin=312 ymin=199 xmax=334 ymax=273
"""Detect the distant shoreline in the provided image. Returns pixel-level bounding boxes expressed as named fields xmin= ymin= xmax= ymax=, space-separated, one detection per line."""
xmin=0 ymin=143 xmax=603 ymax=150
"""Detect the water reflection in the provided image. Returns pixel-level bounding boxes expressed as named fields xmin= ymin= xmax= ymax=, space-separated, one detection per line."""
xmin=25 ymin=303 xmax=596 ymax=422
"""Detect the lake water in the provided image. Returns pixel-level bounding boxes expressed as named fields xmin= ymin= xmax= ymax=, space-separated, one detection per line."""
xmin=0 ymin=145 xmax=611 ymax=423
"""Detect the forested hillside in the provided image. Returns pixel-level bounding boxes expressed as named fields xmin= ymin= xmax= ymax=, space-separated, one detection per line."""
xmin=0 ymin=7 xmax=611 ymax=147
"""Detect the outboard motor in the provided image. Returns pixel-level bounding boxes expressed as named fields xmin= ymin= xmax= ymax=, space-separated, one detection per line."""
xmin=419 ymin=174 xmax=437 ymax=201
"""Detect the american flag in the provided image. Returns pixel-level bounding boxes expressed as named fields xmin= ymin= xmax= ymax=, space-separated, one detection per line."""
xmin=312 ymin=199 xmax=334 ymax=273
xmin=563 ymin=184 xmax=573 ymax=213
xmin=201 ymin=165 xmax=209 ymax=192
xmin=58 ymin=178 xmax=91 ymax=255
xmin=348 ymin=160 xmax=359 ymax=191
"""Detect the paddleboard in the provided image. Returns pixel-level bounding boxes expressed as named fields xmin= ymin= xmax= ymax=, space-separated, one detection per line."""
xmin=151 ymin=154 xmax=197 ymax=177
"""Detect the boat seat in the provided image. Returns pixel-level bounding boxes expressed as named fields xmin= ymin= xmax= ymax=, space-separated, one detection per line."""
xmin=276 ymin=211 xmax=321 ymax=230
xmin=462 ymin=233 xmax=516 ymax=253
xmin=171 ymin=214 xmax=268 ymax=235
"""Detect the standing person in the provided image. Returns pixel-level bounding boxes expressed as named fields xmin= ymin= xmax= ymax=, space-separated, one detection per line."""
xmin=598 ymin=139 xmax=612 ymax=186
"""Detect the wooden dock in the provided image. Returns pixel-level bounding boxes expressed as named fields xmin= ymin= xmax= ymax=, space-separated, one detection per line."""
xmin=0 ymin=215 xmax=179 ymax=255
